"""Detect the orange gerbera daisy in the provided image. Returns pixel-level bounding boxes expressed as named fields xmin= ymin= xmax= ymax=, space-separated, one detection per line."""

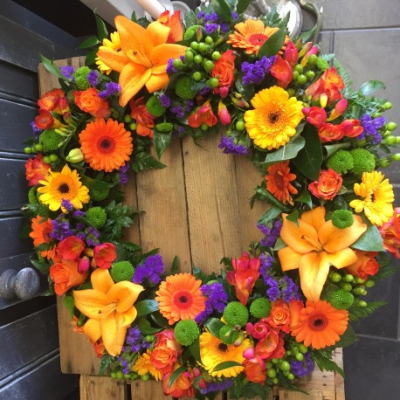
xmin=29 ymin=216 xmax=56 ymax=259
xmin=227 ymin=19 xmax=288 ymax=55
xmin=266 ymin=161 xmax=298 ymax=205
xmin=155 ymin=273 xmax=206 ymax=324
xmin=291 ymin=300 xmax=349 ymax=349
xmin=79 ymin=118 xmax=133 ymax=172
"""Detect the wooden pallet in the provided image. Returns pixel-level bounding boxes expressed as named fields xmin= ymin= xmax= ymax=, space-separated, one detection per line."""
xmin=38 ymin=58 xmax=345 ymax=400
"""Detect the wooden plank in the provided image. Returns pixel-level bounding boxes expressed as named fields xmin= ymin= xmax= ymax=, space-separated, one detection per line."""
xmin=334 ymin=349 xmax=345 ymax=400
xmin=80 ymin=375 xmax=127 ymax=400
xmin=131 ymin=380 xmax=169 ymax=400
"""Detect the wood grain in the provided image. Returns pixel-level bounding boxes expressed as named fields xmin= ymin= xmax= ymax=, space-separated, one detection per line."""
xmin=80 ymin=375 xmax=127 ymax=400
xmin=131 ymin=380 xmax=170 ymax=400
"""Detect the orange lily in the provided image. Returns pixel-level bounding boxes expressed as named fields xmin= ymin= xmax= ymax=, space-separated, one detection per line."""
xmin=96 ymin=16 xmax=186 ymax=107
xmin=278 ymin=207 xmax=367 ymax=301
xmin=73 ymin=268 xmax=144 ymax=356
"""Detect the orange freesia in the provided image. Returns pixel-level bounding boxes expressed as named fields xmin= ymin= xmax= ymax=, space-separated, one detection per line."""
xmin=157 ymin=10 xmax=183 ymax=43
xmin=73 ymin=268 xmax=144 ymax=356
xmin=96 ymin=16 xmax=186 ymax=107
xmin=278 ymin=207 xmax=367 ymax=301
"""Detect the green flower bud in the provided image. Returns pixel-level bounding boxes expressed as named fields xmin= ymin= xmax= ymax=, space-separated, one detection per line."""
xmin=219 ymin=325 xmax=239 ymax=345
xmin=332 ymin=210 xmax=354 ymax=229
xmin=223 ymin=301 xmax=249 ymax=327
xmin=66 ymin=148 xmax=84 ymax=163
xmin=328 ymin=289 xmax=354 ymax=310
xmin=174 ymin=320 xmax=200 ymax=346
xmin=86 ymin=206 xmax=107 ymax=229
xmin=111 ymin=261 xmax=135 ymax=283
xmin=175 ymin=75 xmax=196 ymax=99
xmin=326 ymin=149 xmax=354 ymax=174
xmin=350 ymin=149 xmax=375 ymax=176
xmin=184 ymin=25 xmax=202 ymax=40
xmin=250 ymin=298 xmax=272 ymax=318
xmin=39 ymin=129 xmax=65 ymax=152
xmin=146 ymin=96 xmax=166 ymax=117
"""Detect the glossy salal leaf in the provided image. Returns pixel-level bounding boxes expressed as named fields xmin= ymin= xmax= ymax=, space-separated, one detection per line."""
xmin=236 ymin=0 xmax=252 ymax=14
xmin=153 ymin=128 xmax=172 ymax=159
xmin=40 ymin=54 xmax=66 ymax=80
xmin=257 ymin=206 xmax=282 ymax=226
xmin=264 ymin=135 xmax=306 ymax=165
xmin=359 ymin=80 xmax=385 ymax=96
xmin=189 ymin=337 xmax=201 ymax=362
xmin=212 ymin=361 xmax=242 ymax=372
xmin=352 ymin=224 xmax=384 ymax=252
xmin=95 ymin=13 xmax=109 ymax=40
xmin=254 ymin=184 xmax=291 ymax=212
xmin=323 ymin=142 xmax=351 ymax=159
xmin=169 ymin=365 xmax=186 ymax=388
xmin=294 ymin=187 xmax=313 ymax=209
xmin=78 ymin=36 xmax=100 ymax=49
xmin=136 ymin=299 xmax=159 ymax=317
xmin=204 ymin=318 xmax=225 ymax=338
xmin=286 ymin=209 xmax=299 ymax=224
xmin=211 ymin=0 xmax=233 ymax=22
xmin=292 ymin=125 xmax=322 ymax=181
xmin=138 ymin=317 xmax=162 ymax=335
xmin=258 ymin=28 xmax=286 ymax=57
xmin=81 ymin=175 xmax=113 ymax=191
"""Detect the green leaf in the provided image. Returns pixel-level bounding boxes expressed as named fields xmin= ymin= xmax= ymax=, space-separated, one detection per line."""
xmin=294 ymin=187 xmax=313 ymax=209
xmin=292 ymin=126 xmax=322 ymax=180
xmin=150 ymin=311 xmax=169 ymax=328
xmin=273 ymin=237 xmax=286 ymax=251
xmin=171 ymin=256 xmax=179 ymax=274
xmin=131 ymin=151 xmax=166 ymax=172
xmin=136 ymin=299 xmax=159 ymax=317
xmin=258 ymin=28 xmax=286 ymax=57
xmin=327 ymin=325 xmax=357 ymax=349
xmin=352 ymin=224 xmax=384 ymax=252
xmin=99 ymin=354 xmax=114 ymax=376
xmin=169 ymin=365 xmax=186 ymax=388
xmin=39 ymin=54 xmax=65 ymax=80
xmin=81 ymin=175 xmax=112 ymax=191
xmin=323 ymin=142 xmax=351 ymax=158
xmin=312 ymin=350 xmax=344 ymax=377
xmin=236 ymin=0 xmax=252 ymax=14
xmin=95 ymin=13 xmax=108 ymax=40
xmin=85 ymin=47 xmax=98 ymax=67
xmin=212 ymin=361 xmax=242 ymax=372
xmin=349 ymin=301 xmax=387 ymax=322
xmin=359 ymin=80 xmax=385 ymax=96
xmin=138 ymin=317 xmax=162 ymax=334
xmin=204 ymin=318 xmax=225 ymax=338
xmin=63 ymin=295 xmax=75 ymax=318
xmin=153 ymin=128 xmax=172 ymax=159
xmin=189 ymin=337 xmax=201 ymax=362
xmin=30 ymin=258 xmax=50 ymax=275
xmin=254 ymin=185 xmax=291 ymax=212
xmin=286 ymin=209 xmax=299 ymax=224
xmin=264 ymin=135 xmax=305 ymax=165
xmin=78 ymin=36 xmax=100 ymax=49
xmin=211 ymin=0 xmax=233 ymax=21
xmin=257 ymin=206 xmax=282 ymax=226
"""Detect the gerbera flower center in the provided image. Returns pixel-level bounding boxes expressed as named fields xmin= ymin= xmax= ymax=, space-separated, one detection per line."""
xmin=308 ymin=313 xmax=329 ymax=331
xmin=98 ymin=136 xmax=116 ymax=154
xmin=273 ymin=172 xmax=285 ymax=191
xmin=218 ymin=343 xmax=228 ymax=352
xmin=173 ymin=290 xmax=194 ymax=309
xmin=248 ymin=33 xmax=268 ymax=46
xmin=58 ymin=183 xmax=70 ymax=194
xmin=268 ymin=111 xmax=281 ymax=124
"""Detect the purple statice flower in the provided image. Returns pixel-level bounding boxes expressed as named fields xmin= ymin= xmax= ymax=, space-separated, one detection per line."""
xmin=173 ymin=126 xmax=186 ymax=137
xmin=241 ymin=56 xmax=277 ymax=86
xmin=160 ymin=94 xmax=172 ymax=108
xmin=218 ymin=135 xmax=249 ymax=156
xmin=231 ymin=11 xmax=239 ymax=21
xmin=121 ymin=359 xmax=129 ymax=375
xmin=195 ymin=282 xmax=228 ymax=325
xmin=73 ymin=210 xmax=85 ymax=217
xmin=87 ymin=70 xmax=99 ymax=86
xmin=205 ymin=23 xmax=219 ymax=34
xmin=126 ymin=325 xmax=142 ymax=353
xmin=166 ymin=58 xmax=177 ymax=75
xmin=132 ymin=254 xmax=165 ymax=285
xmin=220 ymin=22 xmax=229 ymax=33
xmin=290 ymin=352 xmax=315 ymax=377
xmin=264 ymin=275 xmax=280 ymax=301
xmin=30 ymin=121 xmax=42 ymax=139
xmin=185 ymin=100 xmax=195 ymax=113
xmin=281 ymin=275 xmax=301 ymax=302
xmin=99 ymin=82 xmax=121 ymax=98
xmin=60 ymin=65 xmax=75 ymax=80
xmin=119 ymin=161 xmax=130 ymax=186
xmin=61 ymin=199 xmax=74 ymax=212
xmin=76 ymin=232 xmax=86 ymax=241
xmin=260 ymin=220 xmax=282 ymax=247
xmin=359 ymin=114 xmax=385 ymax=144
xmin=171 ymin=105 xmax=185 ymax=118
xmin=257 ymin=223 xmax=271 ymax=236
xmin=200 ymin=379 xmax=234 ymax=395
xmin=199 ymin=86 xmax=211 ymax=96
xmin=259 ymin=253 xmax=274 ymax=277
xmin=197 ymin=11 xmax=205 ymax=19
xmin=204 ymin=12 xmax=219 ymax=23
xmin=86 ymin=227 xmax=100 ymax=246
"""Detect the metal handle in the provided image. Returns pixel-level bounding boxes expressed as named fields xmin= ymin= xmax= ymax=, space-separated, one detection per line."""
xmin=0 ymin=268 xmax=41 ymax=301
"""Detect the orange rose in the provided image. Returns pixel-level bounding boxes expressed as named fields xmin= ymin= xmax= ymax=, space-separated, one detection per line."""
xmin=130 ymin=97 xmax=155 ymax=137
xmin=243 ymin=359 xmax=266 ymax=384
xmin=347 ymin=250 xmax=379 ymax=280
xmin=288 ymin=299 xmax=304 ymax=330
xmin=309 ymin=169 xmax=342 ymax=200
xmin=212 ymin=50 xmax=236 ymax=98
xmin=73 ymin=88 xmax=110 ymax=118
xmin=162 ymin=365 xmax=195 ymax=398
xmin=38 ymin=88 xmax=65 ymax=112
xmin=266 ymin=299 xmax=291 ymax=333
xmin=150 ymin=329 xmax=182 ymax=374
xmin=49 ymin=259 xmax=88 ymax=296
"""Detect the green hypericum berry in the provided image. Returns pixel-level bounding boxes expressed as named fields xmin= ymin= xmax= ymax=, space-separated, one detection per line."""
xmin=185 ymin=50 xmax=194 ymax=62
xmin=341 ymin=282 xmax=353 ymax=292
xmin=124 ymin=114 xmax=132 ymax=123
xmin=190 ymin=41 xmax=199 ymax=50
xmin=24 ymin=147 xmax=32 ymax=154
xmin=130 ymin=122 xmax=137 ymax=131
xmin=294 ymin=64 xmax=303 ymax=73
xmin=332 ymin=210 xmax=354 ymax=229
xmin=250 ymin=298 xmax=272 ymax=318
xmin=175 ymin=75 xmax=196 ymax=99
xmin=204 ymin=60 xmax=215 ymax=72
xmin=39 ymin=129 xmax=64 ymax=152
xmin=90 ymin=188 xmax=110 ymax=202
xmin=219 ymin=325 xmax=239 ymax=345
xmin=49 ymin=154 xmax=58 ymax=162
xmin=223 ymin=301 xmax=249 ymax=327
xmin=205 ymin=36 xmax=214 ymax=44
xmin=328 ymin=289 xmax=354 ymax=310
xmin=280 ymin=361 xmax=291 ymax=371
xmin=111 ymin=261 xmax=135 ymax=283
xmin=307 ymin=54 xmax=317 ymax=66
xmin=236 ymin=120 xmax=245 ymax=131
xmin=326 ymin=149 xmax=354 ymax=174
xmin=329 ymin=271 xmax=342 ymax=283
xmin=212 ymin=51 xmax=221 ymax=61
xmin=383 ymin=102 xmax=392 ymax=110
xmin=193 ymin=71 xmax=202 ymax=81
xmin=267 ymin=369 xmax=276 ymax=378
xmin=295 ymin=353 xmax=304 ymax=361
xmin=198 ymin=42 xmax=207 ymax=54
xmin=297 ymin=74 xmax=307 ymax=85
xmin=28 ymin=187 xmax=39 ymax=204
xmin=194 ymin=54 xmax=203 ymax=64
xmin=146 ymin=96 xmax=166 ymax=117
xmin=43 ymin=155 xmax=51 ymax=164
xmin=34 ymin=143 xmax=43 ymax=152
xmin=386 ymin=122 xmax=397 ymax=131
xmin=156 ymin=122 xmax=173 ymax=133
xmin=74 ymin=66 xmax=91 ymax=90
xmin=86 ymin=206 xmax=107 ymax=229
xmin=350 ymin=148 xmax=375 ymax=176
xmin=174 ymin=320 xmax=200 ymax=346
xmin=172 ymin=59 xmax=182 ymax=69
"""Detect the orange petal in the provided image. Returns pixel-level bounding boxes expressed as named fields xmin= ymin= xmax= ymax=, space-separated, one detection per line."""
xmin=326 ymin=248 xmax=358 ymax=269
xmin=280 ymin=214 xmax=321 ymax=254
xmin=150 ymin=44 xmax=187 ymax=67
xmin=278 ymin=246 xmax=302 ymax=271
xmin=299 ymin=252 xmax=330 ymax=301
xmin=91 ymin=268 xmax=114 ymax=294
xmin=122 ymin=306 xmax=138 ymax=327
xmin=96 ymin=47 xmax=129 ymax=73
xmin=119 ymin=65 xmax=152 ymax=107
xmin=300 ymin=207 xmax=326 ymax=233
xmin=82 ymin=318 xmax=102 ymax=343
xmin=145 ymin=73 xmax=170 ymax=93
xmin=73 ymin=289 xmax=109 ymax=320
xmin=107 ymin=281 xmax=144 ymax=313
xmin=147 ymin=21 xmax=170 ymax=47
xmin=101 ymin=311 xmax=127 ymax=356
xmin=319 ymin=216 xmax=367 ymax=253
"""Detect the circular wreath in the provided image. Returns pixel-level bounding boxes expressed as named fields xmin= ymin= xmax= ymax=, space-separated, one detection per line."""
xmin=23 ymin=1 xmax=399 ymax=398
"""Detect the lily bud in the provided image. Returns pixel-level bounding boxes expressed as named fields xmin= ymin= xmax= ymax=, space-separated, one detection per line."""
xmin=66 ymin=148 xmax=84 ymax=163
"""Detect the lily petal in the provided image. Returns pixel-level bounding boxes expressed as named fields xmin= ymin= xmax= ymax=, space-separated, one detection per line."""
xmin=326 ymin=248 xmax=358 ymax=269
xmin=278 ymin=246 xmax=302 ymax=271
xmin=319 ymin=216 xmax=367 ymax=253
xmin=147 ymin=21 xmax=170 ymax=47
xmin=300 ymin=207 xmax=326 ymax=233
xmin=82 ymin=318 xmax=102 ymax=343
xmin=107 ymin=281 xmax=144 ymax=313
xmin=96 ymin=47 xmax=129 ymax=73
xmin=101 ymin=311 xmax=127 ymax=356
xmin=73 ymin=289 xmax=109 ymax=320
xmin=119 ymin=65 xmax=152 ymax=106
xmin=150 ymin=44 xmax=187 ymax=67
xmin=91 ymin=268 xmax=114 ymax=294
xmin=146 ymin=73 xmax=170 ymax=93
xmin=299 ymin=252 xmax=330 ymax=301
xmin=122 ymin=306 xmax=138 ymax=327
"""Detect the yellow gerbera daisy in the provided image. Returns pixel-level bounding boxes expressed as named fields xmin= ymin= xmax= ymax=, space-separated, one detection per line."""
xmin=244 ymin=86 xmax=304 ymax=150
xmin=38 ymin=164 xmax=90 ymax=212
xmin=95 ymin=32 xmax=121 ymax=75
xmin=132 ymin=350 xmax=162 ymax=381
xmin=350 ymin=171 xmax=394 ymax=226
xmin=200 ymin=332 xmax=251 ymax=378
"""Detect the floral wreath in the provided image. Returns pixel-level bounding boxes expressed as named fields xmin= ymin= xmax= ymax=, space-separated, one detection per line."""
xmin=23 ymin=0 xmax=400 ymax=398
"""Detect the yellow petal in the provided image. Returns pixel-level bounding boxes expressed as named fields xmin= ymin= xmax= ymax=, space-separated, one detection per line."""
xmin=96 ymin=47 xmax=129 ymax=73
xmin=326 ymin=248 xmax=358 ymax=269
xmin=101 ymin=311 xmax=127 ymax=356
xmin=82 ymin=318 xmax=102 ymax=343
xmin=73 ymin=289 xmax=109 ymax=320
xmin=319 ymin=216 xmax=367 ymax=253
xmin=119 ymin=64 xmax=152 ymax=107
xmin=107 ymin=281 xmax=144 ymax=313
xmin=150 ymin=44 xmax=187 ymax=67
xmin=299 ymin=252 xmax=330 ymax=301
xmin=300 ymin=207 xmax=326 ymax=233
xmin=278 ymin=246 xmax=302 ymax=271
xmin=280 ymin=214 xmax=321 ymax=254
xmin=145 ymin=73 xmax=170 ymax=93
xmin=122 ymin=306 xmax=138 ymax=327
xmin=91 ymin=268 xmax=114 ymax=294
xmin=147 ymin=21 xmax=170 ymax=47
